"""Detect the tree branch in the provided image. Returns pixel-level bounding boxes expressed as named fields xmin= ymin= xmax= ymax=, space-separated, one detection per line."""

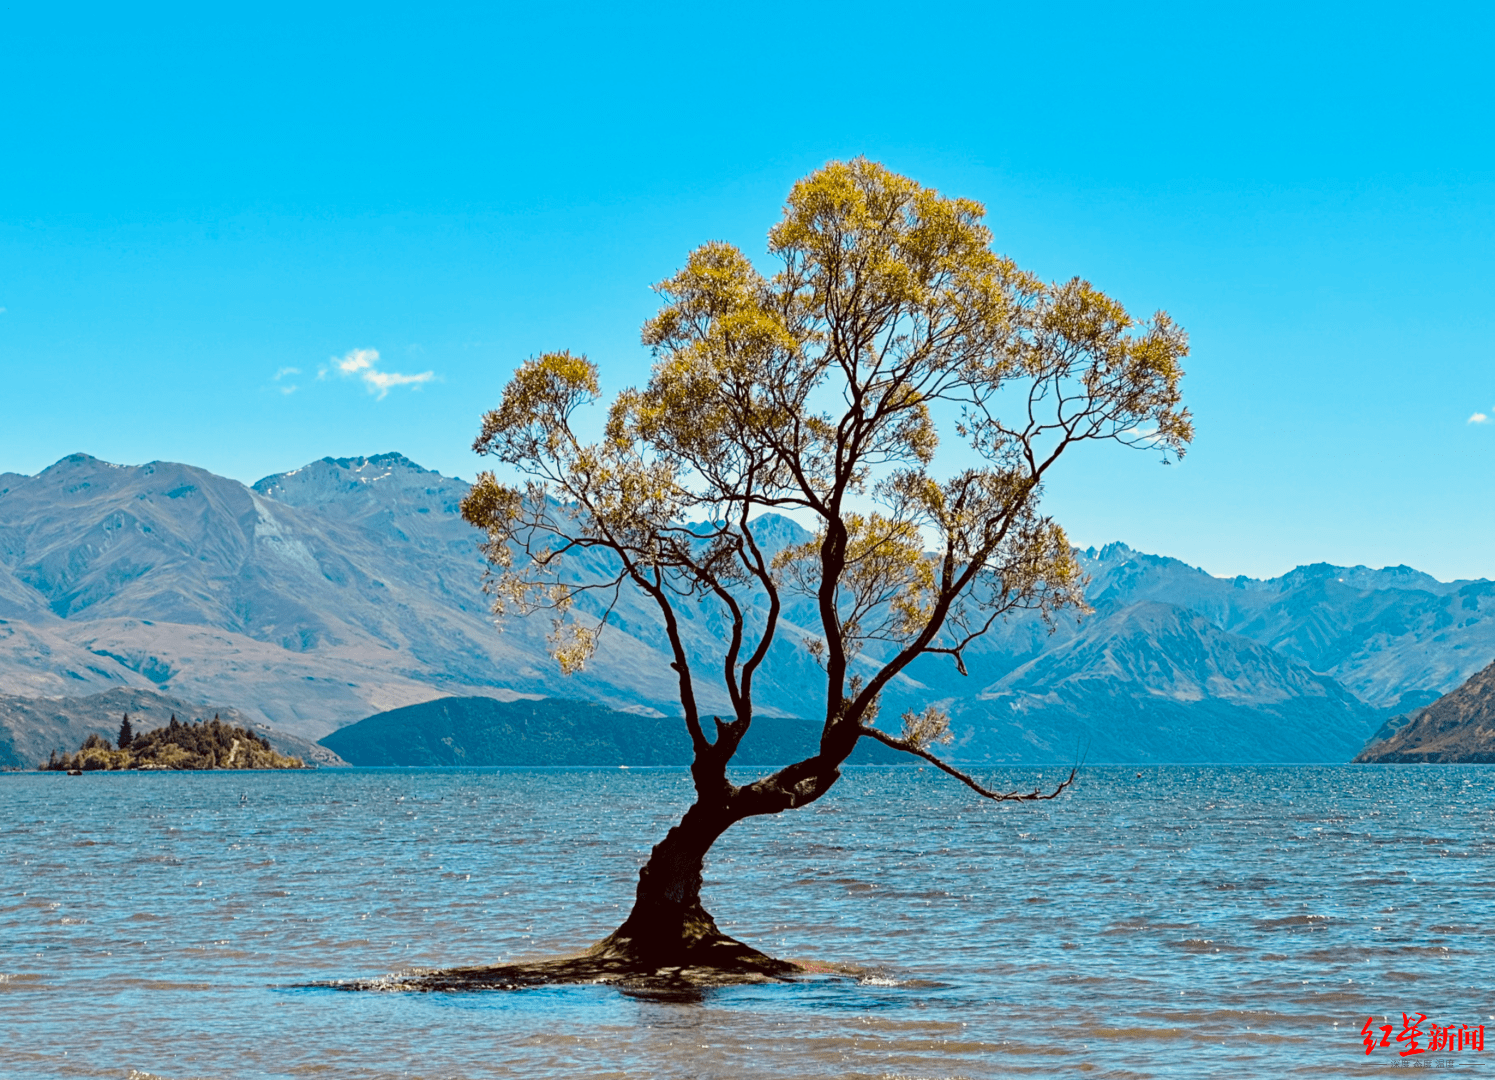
xmin=857 ymin=725 xmax=1077 ymax=801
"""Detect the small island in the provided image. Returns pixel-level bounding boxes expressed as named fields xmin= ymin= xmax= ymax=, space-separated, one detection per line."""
xmin=40 ymin=713 xmax=305 ymax=771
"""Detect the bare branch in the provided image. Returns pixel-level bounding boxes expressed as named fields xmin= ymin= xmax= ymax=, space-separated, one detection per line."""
xmin=857 ymin=725 xmax=1078 ymax=802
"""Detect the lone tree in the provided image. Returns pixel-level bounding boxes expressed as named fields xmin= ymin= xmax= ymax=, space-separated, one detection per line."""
xmin=461 ymin=159 xmax=1191 ymax=973
xmin=118 ymin=713 xmax=134 ymax=751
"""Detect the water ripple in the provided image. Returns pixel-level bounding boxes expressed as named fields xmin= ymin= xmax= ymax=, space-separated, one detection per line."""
xmin=1 ymin=765 xmax=1492 ymax=1078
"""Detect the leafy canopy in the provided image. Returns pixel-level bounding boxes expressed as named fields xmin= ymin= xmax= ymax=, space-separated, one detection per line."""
xmin=462 ymin=158 xmax=1190 ymax=788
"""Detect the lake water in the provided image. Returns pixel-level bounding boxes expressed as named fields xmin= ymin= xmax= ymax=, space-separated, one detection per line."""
xmin=2 ymin=765 xmax=1492 ymax=1079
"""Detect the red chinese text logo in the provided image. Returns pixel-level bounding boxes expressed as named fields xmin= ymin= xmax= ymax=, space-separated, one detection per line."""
xmin=1361 ymin=1014 xmax=1485 ymax=1056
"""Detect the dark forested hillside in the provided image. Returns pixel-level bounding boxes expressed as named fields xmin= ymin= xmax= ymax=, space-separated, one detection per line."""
xmin=320 ymin=696 xmax=905 ymax=767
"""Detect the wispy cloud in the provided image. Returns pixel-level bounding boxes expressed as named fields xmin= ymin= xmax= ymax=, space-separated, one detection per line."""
xmin=323 ymin=348 xmax=436 ymax=399
xmin=273 ymin=366 xmax=301 ymax=395
xmin=1469 ymin=412 xmax=1489 ymax=424
xmin=363 ymin=369 xmax=435 ymax=394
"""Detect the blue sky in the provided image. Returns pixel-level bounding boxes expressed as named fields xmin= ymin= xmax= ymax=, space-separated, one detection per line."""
xmin=2 ymin=2 xmax=1491 ymax=581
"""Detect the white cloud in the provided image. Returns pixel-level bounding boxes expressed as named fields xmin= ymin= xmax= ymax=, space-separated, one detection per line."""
xmin=327 ymin=347 xmax=436 ymax=399
xmin=363 ymin=369 xmax=435 ymax=396
xmin=1469 ymin=412 xmax=1489 ymax=424
xmin=273 ymin=366 xmax=300 ymax=381
xmin=335 ymin=348 xmax=378 ymax=375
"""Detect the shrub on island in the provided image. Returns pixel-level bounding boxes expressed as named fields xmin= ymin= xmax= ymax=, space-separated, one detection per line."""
xmin=40 ymin=714 xmax=304 ymax=771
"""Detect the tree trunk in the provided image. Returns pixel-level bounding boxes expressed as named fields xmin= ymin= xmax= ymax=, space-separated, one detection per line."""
xmin=590 ymin=799 xmax=788 ymax=973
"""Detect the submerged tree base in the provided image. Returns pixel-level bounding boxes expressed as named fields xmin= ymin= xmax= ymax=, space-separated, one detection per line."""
xmin=325 ymin=932 xmax=871 ymax=995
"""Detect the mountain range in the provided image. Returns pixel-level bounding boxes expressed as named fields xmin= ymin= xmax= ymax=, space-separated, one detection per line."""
xmin=2 ymin=451 xmax=1492 ymax=763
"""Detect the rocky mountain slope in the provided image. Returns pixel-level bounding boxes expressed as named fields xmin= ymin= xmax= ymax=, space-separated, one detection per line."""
xmin=1072 ymin=546 xmax=1494 ymax=711
xmin=1354 ymin=659 xmax=1495 ymax=763
xmin=953 ymin=603 xmax=1381 ymax=762
xmin=0 ymin=452 xmax=870 ymax=737
xmin=1 ymin=451 xmax=1492 ymax=762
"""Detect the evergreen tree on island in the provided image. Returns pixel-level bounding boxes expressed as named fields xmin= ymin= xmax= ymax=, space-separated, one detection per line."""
xmin=39 ymin=713 xmax=302 ymax=771
xmin=460 ymin=159 xmax=1192 ymax=979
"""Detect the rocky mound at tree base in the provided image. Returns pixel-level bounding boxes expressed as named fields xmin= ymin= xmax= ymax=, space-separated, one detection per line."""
xmin=318 ymin=936 xmax=881 ymax=995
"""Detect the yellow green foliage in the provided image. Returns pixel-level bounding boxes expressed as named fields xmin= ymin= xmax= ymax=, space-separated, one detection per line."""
xmin=460 ymin=158 xmax=1192 ymax=770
